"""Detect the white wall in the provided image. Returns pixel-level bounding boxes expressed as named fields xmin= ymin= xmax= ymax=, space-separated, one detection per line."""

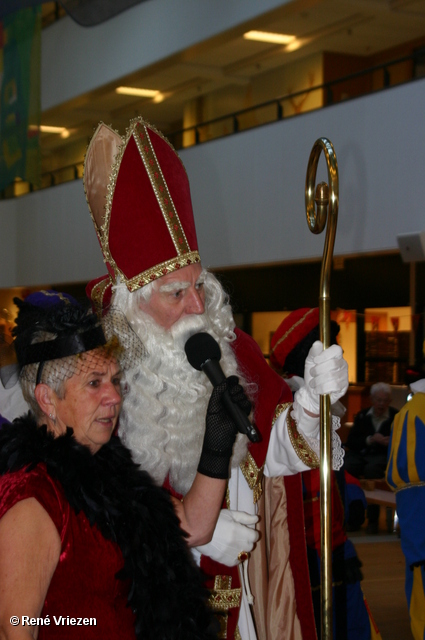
xmin=1 ymin=78 xmax=424 ymax=287
xmin=0 ymin=181 xmax=105 ymax=288
xmin=42 ymin=0 xmax=290 ymax=111
xmin=181 ymin=77 xmax=425 ymax=269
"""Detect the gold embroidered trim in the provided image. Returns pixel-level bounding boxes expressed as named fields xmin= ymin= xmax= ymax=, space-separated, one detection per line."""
xmin=240 ymin=451 xmax=264 ymax=504
xmin=85 ymin=117 xmax=199 ymax=292
xmin=395 ymin=480 xmax=425 ymax=493
xmin=216 ymin=613 xmax=228 ymax=639
xmin=123 ymin=250 xmax=201 ymax=292
xmin=83 ymin=122 xmax=121 ymax=253
xmin=90 ymin=277 xmax=112 ymax=313
xmin=273 ymin=402 xmax=292 ymax=424
xmin=234 ymin=626 xmax=242 ymax=640
xmin=287 ymin=410 xmax=320 ymax=469
xmin=134 ymin=121 xmax=191 ymax=256
xmin=40 ymin=290 xmax=71 ymax=304
xmin=90 ymin=124 xmax=125 ymax=280
xmin=208 ymin=575 xmax=241 ymax=612
xmin=270 ymin=308 xmax=317 ymax=359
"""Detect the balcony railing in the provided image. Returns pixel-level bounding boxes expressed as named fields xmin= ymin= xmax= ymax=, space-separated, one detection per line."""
xmin=1 ymin=48 xmax=424 ymax=201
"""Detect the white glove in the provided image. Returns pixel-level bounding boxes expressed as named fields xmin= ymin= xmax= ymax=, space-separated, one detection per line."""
xmin=297 ymin=340 xmax=348 ymax=416
xmin=195 ymin=509 xmax=259 ymax=567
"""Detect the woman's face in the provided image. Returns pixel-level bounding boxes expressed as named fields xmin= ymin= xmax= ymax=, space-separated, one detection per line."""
xmin=53 ymin=351 xmax=123 ymax=454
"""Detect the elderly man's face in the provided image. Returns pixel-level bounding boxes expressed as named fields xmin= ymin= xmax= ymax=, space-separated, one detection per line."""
xmin=372 ymin=390 xmax=391 ymax=417
xmin=138 ymin=263 xmax=205 ymax=330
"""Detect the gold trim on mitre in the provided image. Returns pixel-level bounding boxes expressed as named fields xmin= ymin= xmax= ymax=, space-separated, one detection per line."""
xmin=124 ymin=250 xmax=201 ymax=292
xmin=83 ymin=122 xmax=122 ymax=263
xmin=84 ymin=116 xmax=200 ymax=292
xmin=133 ymin=120 xmax=191 ymax=256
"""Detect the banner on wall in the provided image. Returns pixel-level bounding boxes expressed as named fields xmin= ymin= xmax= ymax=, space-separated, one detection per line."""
xmin=0 ymin=5 xmax=41 ymax=192
xmin=0 ymin=1 xmax=150 ymax=26
xmin=59 ymin=0 xmax=148 ymax=27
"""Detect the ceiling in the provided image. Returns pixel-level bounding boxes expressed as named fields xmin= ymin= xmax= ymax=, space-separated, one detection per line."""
xmin=40 ymin=0 xmax=425 ymax=165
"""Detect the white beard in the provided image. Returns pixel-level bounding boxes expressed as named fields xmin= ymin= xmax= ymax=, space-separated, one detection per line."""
xmin=115 ymin=295 xmax=251 ymax=495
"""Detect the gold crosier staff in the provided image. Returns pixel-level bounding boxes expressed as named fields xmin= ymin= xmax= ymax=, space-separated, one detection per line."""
xmin=305 ymin=137 xmax=339 ymax=640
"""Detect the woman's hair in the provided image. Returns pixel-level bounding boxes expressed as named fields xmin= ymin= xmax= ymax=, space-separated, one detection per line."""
xmin=12 ymin=291 xmax=144 ymax=421
xmin=19 ymin=331 xmax=119 ymax=420
xmin=20 ymin=334 xmax=74 ymax=419
xmin=11 ymin=291 xmax=108 ymax=420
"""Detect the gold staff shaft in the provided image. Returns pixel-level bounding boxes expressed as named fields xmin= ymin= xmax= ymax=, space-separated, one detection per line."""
xmin=305 ymin=138 xmax=339 ymax=640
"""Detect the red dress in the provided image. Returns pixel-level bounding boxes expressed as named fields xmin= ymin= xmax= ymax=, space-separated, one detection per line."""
xmin=0 ymin=464 xmax=136 ymax=639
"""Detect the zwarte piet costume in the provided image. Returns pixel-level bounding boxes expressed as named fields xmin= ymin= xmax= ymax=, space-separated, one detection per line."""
xmin=387 ymin=391 xmax=425 ymax=640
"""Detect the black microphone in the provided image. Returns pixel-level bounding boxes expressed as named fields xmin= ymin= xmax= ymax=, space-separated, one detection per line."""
xmin=184 ymin=332 xmax=261 ymax=443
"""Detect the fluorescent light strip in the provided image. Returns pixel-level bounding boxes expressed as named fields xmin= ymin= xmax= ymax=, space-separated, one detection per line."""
xmin=116 ymin=86 xmax=159 ymax=97
xmin=285 ymin=39 xmax=307 ymax=53
xmin=29 ymin=125 xmax=70 ymax=137
xmin=40 ymin=125 xmax=66 ymax=133
xmin=244 ymin=30 xmax=295 ymax=45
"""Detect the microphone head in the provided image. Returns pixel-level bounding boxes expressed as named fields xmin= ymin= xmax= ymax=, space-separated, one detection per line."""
xmin=184 ymin=332 xmax=221 ymax=371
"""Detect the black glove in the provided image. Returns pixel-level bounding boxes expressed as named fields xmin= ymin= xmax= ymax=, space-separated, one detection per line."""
xmin=198 ymin=376 xmax=250 ymax=479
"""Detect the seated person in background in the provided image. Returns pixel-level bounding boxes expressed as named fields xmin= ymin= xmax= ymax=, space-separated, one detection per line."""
xmin=270 ymin=308 xmax=379 ymax=640
xmin=0 ymin=290 xmax=245 ymax=639
xmin=344 ymin=382 xmax=398 ymax=534
xmin=387 ymin=378 xmax=425 ymax=640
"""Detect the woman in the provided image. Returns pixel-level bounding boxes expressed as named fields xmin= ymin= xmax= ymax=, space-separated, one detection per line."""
xmin=0 ymin=291 xmax=244 ymax=639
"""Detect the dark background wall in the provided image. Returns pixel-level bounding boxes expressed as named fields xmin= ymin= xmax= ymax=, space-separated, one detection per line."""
xmin=213 ymin=253 xmax=424 ymax=313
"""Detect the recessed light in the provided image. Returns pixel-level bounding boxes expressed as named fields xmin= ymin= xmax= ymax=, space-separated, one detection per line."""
xmin=243 ymin=30 xmax=295 ymax=45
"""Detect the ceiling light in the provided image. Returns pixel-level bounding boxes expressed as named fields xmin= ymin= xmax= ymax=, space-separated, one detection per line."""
xmin=285 ymin=37 xmax=310 ymax=52
xmin=116 ymin=86 xmax=159 ymax=98
xmin=243 ymin=30 xmax=295 ymax=45
xmin=152 ymin=92 xmax=166 ymax=103
xmin=29 ymin=125 xmax=70 ymax=135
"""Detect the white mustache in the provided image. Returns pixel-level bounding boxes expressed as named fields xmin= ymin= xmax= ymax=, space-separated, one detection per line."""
xmin=169 ymin=314 xmax=210 ymax=350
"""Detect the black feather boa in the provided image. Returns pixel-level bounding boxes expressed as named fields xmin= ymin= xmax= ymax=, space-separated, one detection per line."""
xmin=0 ymin=415 xmax=218 ymax=640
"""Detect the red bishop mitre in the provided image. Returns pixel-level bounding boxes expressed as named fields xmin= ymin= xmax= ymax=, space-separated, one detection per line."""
xmin=269 ymin=307 xmax=319 ymax=370
xmin=84 ymin=117 xmax=201 ymax=311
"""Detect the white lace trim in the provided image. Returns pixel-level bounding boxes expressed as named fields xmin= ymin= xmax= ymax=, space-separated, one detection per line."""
xmin=302 ymin=414 xmax=345 ymax=471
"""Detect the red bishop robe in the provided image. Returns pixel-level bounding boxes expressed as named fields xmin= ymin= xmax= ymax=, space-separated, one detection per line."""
xmin=168 ymin=329 xmax=317 ymax=640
